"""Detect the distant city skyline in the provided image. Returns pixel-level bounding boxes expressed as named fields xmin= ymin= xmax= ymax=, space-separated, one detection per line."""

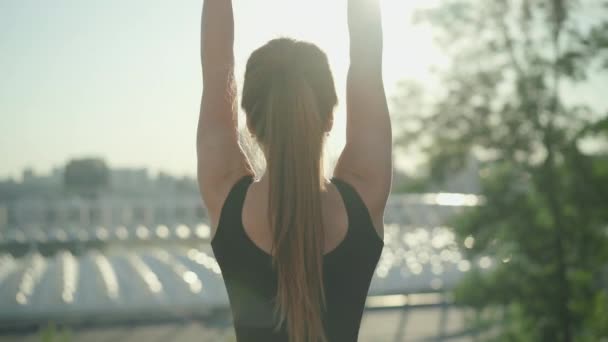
xmin=6 ymin=158 xmax=197 ymax=184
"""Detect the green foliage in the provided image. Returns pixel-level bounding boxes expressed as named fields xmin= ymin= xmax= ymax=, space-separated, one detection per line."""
xmin=396 ymin=0 xmax=608 ymax=341
xmin=580 ymin=290 xmax=608 ymax=340
xmin=39 ymin=322 xmax=71 ymax=342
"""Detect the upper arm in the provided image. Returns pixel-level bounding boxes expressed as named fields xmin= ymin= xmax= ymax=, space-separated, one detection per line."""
xmin=198 ymin=0 xmax=252 ymax=230
xmin=334 ymin=0 xmax=392 ymax=227
xmin=334 ymin=68 xmax=392 ymax=227
xmin=197 ymin=106 xmax=252 ymax=230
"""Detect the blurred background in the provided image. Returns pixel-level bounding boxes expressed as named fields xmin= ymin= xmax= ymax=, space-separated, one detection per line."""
xmin=0 ymin=0 xmax=607 ymax=341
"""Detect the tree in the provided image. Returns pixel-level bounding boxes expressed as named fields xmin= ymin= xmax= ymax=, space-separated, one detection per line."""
xmin=394 ymin=0 xmax=608 ymax=340
xmin=63 ymin=158 xmax=109 ymax=198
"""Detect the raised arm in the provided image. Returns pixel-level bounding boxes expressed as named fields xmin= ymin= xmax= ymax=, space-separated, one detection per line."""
xmin=334 ymin=0 xmax=392 ymax=236
xmin=198 ymin=0 xmax=252 ymax=231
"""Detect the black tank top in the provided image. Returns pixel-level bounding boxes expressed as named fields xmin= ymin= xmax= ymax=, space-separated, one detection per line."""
xmin=211 ymin=175 xmax=384 ymax=341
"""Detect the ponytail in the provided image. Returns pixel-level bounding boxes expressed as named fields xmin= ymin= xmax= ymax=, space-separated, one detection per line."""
xmin=242 ymin=38 xmax=337 ymax=342
xmin=267 ymin=70 xmax=327 ymax=342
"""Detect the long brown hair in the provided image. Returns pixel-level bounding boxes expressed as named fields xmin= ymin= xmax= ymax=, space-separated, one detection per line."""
xmin=241 ymin=38 xmax=337 ymax=342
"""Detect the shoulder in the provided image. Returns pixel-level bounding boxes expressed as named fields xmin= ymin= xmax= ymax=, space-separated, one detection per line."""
xmin=199 ymin=169 xmax=254 ymax=231
xmin=331 ymin=172 xmax=388 ymax=240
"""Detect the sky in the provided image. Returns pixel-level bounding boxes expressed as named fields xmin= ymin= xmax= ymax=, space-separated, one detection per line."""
xmin=1 ymin=1 xmax=605 ymax=181
xmin=0 ymin=0 xmax=444 ymax=180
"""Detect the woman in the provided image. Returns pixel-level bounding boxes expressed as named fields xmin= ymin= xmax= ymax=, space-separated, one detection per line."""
xmin=197 ymin=0 xmax=391 ymax=341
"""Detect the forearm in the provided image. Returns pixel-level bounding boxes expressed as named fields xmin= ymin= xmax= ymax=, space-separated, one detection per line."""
xmin=199 ymin=0 xmax=237 ymax=136
xmin=348 ymin=0 xmax=383 ymax=71
xmin=201 ymin=0 xmax=235 ymax=83
xmin=198 ymin=0 xmax=238 ymax=158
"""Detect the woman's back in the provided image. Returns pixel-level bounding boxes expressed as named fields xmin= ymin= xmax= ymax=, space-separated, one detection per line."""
xmin=198 ymin=0 xmax=391 ymax=340
xmin=211 ymin=175 xmax=383 ymax=341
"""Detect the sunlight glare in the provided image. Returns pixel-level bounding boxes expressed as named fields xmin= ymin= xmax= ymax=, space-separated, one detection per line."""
xmin=233 ymin=0 xmax=443 ymax=168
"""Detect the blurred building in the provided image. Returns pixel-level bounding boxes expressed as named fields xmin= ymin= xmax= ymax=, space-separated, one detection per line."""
xmin=21 ymin=167 xmax=63 ymax=187
xmin=0 ymin=206 xmax=7 ymax=228
xmin=0 ymin=164 xmax=202 ymax=231
xmin=7 ymin=194 xmax=205 ymax=229
xmin=110 ymin=168 xmax=150 ymax=192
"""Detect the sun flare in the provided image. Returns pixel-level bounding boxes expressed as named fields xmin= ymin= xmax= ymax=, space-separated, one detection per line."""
xmin=233 ymin=0 xmax=442 ymax=164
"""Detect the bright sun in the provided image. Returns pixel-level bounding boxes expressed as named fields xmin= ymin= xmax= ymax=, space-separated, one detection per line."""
xmin=233 ymin=0 xmax=443 ymax=166
xmin=234 ymin=0 xmax=441 ymax=88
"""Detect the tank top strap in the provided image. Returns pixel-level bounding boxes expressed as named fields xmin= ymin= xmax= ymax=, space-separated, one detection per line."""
xmin=330 ymin=177 xmax=383 ymax=244
xmin=212 ymin=174 xmax=255 ymax=245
